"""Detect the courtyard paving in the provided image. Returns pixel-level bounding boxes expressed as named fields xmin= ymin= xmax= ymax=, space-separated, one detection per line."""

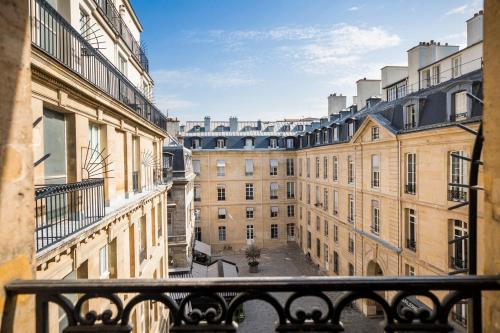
xmin=214 ymin=243 xmax=385 ymax=333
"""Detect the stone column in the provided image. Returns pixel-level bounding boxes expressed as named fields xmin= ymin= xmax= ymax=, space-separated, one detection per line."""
xmin=0 ymin=0 xmax=35 ymax=331
xmin=480 ymin=1 xmax=500 ymax=331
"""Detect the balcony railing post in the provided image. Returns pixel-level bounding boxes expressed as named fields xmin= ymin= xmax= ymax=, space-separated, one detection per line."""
xmin=35 ymin=295 xmax=49 ymax=333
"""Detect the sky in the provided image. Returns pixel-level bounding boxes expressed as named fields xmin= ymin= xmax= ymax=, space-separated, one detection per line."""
xmin=131 ymin=0 xmax=483 ymax=122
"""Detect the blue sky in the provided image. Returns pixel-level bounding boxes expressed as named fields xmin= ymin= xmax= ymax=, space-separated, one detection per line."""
xmin=131 ymin=0 xmax=482 ymax=121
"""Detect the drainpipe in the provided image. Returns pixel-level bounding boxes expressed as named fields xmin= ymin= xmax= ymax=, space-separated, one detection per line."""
xmin=397 ymin=137 xmax=401 ymax=276
xmin=207 ymin=151 xmax=212 ymax=246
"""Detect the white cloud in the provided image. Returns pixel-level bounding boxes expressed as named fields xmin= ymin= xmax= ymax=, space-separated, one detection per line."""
xmin=444 ymin=1 xmax=482 ymax=17
xmin=154 ymin=94 xmax=198 ymax=114
xmin=348 ymin=6 xmax=360 ymax=11
xmin=445 ymin=4 xmax=468 ymax=16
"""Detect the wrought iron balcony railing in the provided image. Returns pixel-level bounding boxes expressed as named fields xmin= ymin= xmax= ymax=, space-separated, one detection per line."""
xmin=30 ymin=0 xmax=167 ymax=132
xmin=35 ymin=179 xmax=105 ymax=252
xmin=450 ymin=256 xmax=468 ymax=270
xmin=448 ymin=187 xmax=468 ymax=202
xmin=405 ymin=183 xmax=416 ymax=195
xmin=93 ymin=0 xmax=149 ymax=73
xmin=406 ymin=238 xmax=417 ymax=252
xmin=168 ymin=234 xmax=187 ymax=243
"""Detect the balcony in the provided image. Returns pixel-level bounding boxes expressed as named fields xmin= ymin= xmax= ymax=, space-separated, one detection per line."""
xmin=93 ymin=0 xmax=149 ymax=73
xmin=405 ymin=183 xmax=416 ymax=195
xmin=450 ymin=256 xmax=468 ymax=270
xmin=168 ymin=234 xmax=187 ymax=243
xmin=35 ymin=179 xmax=105 ymax=252
xmin=406 ymin=238 xmax=417 ymax=252
xmin=30 ymin=0 xmax=167 ymax=132
xmin=448 ymin=187 xmax=468 ymax=201
xmin=450 ymin=112 xmax=469 ymax=122
xmin=4 ymin=275 xmax=498 ymax=332
xmin=162 ymin=166 xmax=173 ymax=185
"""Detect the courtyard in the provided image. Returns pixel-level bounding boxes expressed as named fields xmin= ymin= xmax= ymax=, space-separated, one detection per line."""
xmin=215 ymin=243 xmax=384 ymax=332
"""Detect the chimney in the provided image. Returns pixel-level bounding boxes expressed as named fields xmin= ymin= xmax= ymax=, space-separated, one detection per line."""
xmin=204 ymin=116 xmax=211 ymax=132
xmin=229 ymin=116 xmax=238 ymax=132
xmin=467 ymin=11 xmax=484 ymax=46
xmin=327 ymin=93 xmax=347 ymax=116
xmin=257 ymin=120 xmax=262 ymax=130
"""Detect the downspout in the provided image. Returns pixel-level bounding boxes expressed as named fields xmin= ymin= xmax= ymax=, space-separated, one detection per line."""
xmin=207 ymin=151 xmax=212 ymax=245
xmin=397 ymin=136 xmax=401 ymax=276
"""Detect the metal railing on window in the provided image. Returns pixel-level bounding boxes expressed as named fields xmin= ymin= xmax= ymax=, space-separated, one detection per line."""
xmin=450 ymin=256 xmax=468 ymax=270
xmin=448 ymin=187 xmax=468 ymax=201
xmin=30 ymin=0 xmax=167 ymax=132
xmin=132 ymin=171 xmax=139 ymax=193
xmin=168 ymin=235 xmax=187 ymax=243
xmin=406 ymin=238 xmax=417 ymax=252
xmin=405 ymin=183 xmax=416 ymax=194
xmin=93 ymin=0 xmax=149 ymax=73
xmin=35 ymin=179 xmax=105 ymax=252
xmin=450 ymin=112 xmax=469 ymax=122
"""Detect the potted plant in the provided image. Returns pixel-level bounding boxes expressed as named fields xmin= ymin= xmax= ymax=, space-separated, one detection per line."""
xmin=245 ymin=245 xmax=261 ymax=273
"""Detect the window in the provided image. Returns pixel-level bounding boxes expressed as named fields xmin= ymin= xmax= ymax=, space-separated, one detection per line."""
xmin=306 ymin=184 xmax=311 ymax=204
xmin=217 ymin=185 xmax=226 ymax=201
xmin=432 ymin=65 xmax=440 ymax=85
xmin=118 ymin=53 xmax=127 ymax=76
xmin=324 ymin=220 xmax=329 ymax=237
xmin=405 ymin=153 xmax=417 ymax=194
xmin=270 ymin=159 xmax=278 ymax=176
xmin=333 ymin=191 xmax=339 ymax=215
xmin=333 ymin=127 xmax=339 ymax=141
xmin=195 ymin=227 xmax=202 ymax=241
xmin=453 ymin=303 xmax=468 ymax=328
xmin=286 ymin=159 xmax=295 ymax=176
xmin=333 ymin=251 xmax=339 ymax=274
xmin=218 ymin=208 xmax=226 ymax=220
xmin=398 ymin=82 xmax=407 ymax=98
xmin=347 ymin=156 xmax=354 ymax=184
xmin=450 ymin=219 xmax=468 ymax=270
xmin=323 ymin=130 xmax=329 ymax=144
xmin=307 ymin=211 xmax=311 ymax=225
xmin=371 ymin=126 xmax=380 ymax=140
xmin=269 ymin=137 xmax=278 ymax=149
xmin=315 ymin=157 xmax=320 ymax=178
xmin=348 ymin=122 xmax=354 ymax=138
xmin=216 ymin=138 xmax=226 ymax=149
xmin=271 ymin=206 xmax=279 ymax=218
xmin=323 ymin=157 xmax=328 ymax=179
xmin=89 ymin=123 xmax=100 ymax=151
xmin=192 ymin=138 xmax=201 ymax=149
xmin=297 ymin=124 xmax=304 ymax=131
xmin=245 ymin=137 xmax=254 ymax=149
xmin=453 ymin=91 xmax=468 ymax=121
xmin=371 ymin=200 xmax=380 ymax=235
xmin=193 ymin=160 xmax=201 ymax=175
xmin=333 ymin=225 xmax=339 ymax=242
xmin=348 ymin=194 xmax=354 ymax=223
xmin=348 ymin=263 xmax=355 ymax=276
xmin=43 ymin=110 xmax=67 ymax=184
xmin=421 ymin=68 xmax=431 ymax=88
xmin=387 ymin=86 xmax=397 ymax=101
xmin=99 ymin=245 xmax=109 ymax=278
xmin=299 ymin=182 xmax=303 ymax=201
xmin=405 ymin=105 xmax=417 ymax=129
xmin=271 ymin=224 xmax=278 ymax=239
xmin=452 ymin=56 xmax=461 ymax=78
xmin=316 ymin=216 xmax=320 ymax=231
xmin=194 ymin=185 xmax=201 ymax=202
xmin=315 ymin=132 xmax=321 ymax=145
xmin=405 ymin=264 xmax=415 ymax=276
xmin=405 ymin=208 xmax=417 ymax=251
xmin=307 ymin=231 xmax=311 ymax=249
xmin=287 ymin=182 xmax=295 ymax=199
xmin=246 ymin=207 xmax=254 ymax=219
xmin=245 ymin=159 xmax=254 ymax=176
xmin=194 ymin=209 xmax=201 ymax=222
xmin=371 ymin=155 xmax=380 ymax=188
xmin=316 ymin=239 xmax=321 ymax=257
xmin=299 ymin=158 xmax=303 ymax=176
xmin=323 ymin=188 xmax=328 ymax=211
xmin=287 ymin=205 xmax=295 ymax=217
xmin=216 ymin=160 xmax=226 ymax=176
xmin=348 ymin=233 xmax=355 ymax=253
xmin=270 ymin=182 xmax=279 ymax=199
xmin=324 ymin=244 xmax=329 ymax=266
xmin=246 ymin=225 xmax=254 ymax=240
xmin=332 ymin=156 xmax=338 ymax=181
xmin=315 ymin=186 xmax=320 ymax=206
xmin=246 ymin=183 xmax=254 ymax=200
xmin=218 ymin=226 xmax=226 ymax=241
xmin=299 ymin=206 xmax=303 ymax=219
xmin=306 ymin=158 xmax=311 ymax=177
xmin=286 ymin=138 xmax=294 ymax=149
xmin=448 ymin=151 xmax=468 ymax=201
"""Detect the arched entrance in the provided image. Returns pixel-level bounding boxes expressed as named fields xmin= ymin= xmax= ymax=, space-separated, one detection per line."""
xmin=366 ymin=261 xmax=385 ymax=316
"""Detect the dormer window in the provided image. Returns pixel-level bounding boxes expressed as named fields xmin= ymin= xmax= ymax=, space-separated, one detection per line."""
xmin=452 ymin=91 xmax=468 ymax=121
xmin=269 ymin=137 xmax=278 ymax=149
xmin=216 ymin=138 xmax=226 ymax=149
xmin=282 ymin=125 xmax=290 ymax=132
xmin=387 ymin=86 xmax=397 ymax=101
xmin=307 ymin=135 xmax=311 ymax=146
xmin=347 ymin=122 xmax=354 ymax=138
xmin=405 ymin=105 xmax=417 ymax=129
xmin=333 ymin=127 xmax=339 ymax=141
xmin=421 ymin=69 xmax=431 ymax=89
xmin=192 ymin=138 xmax=201 ymax=149
xmin=245 ymin=137 xmax=254 ymax=149
xmin=315 ymin=132 xmax=320 ymax=144
xmin=452 ymin=56 xmax=462 ymax=78
xmin=286 ymin=138 xmax=294 ymax=149
xmin=193 ymin=125 xmax=201 ymax=132
xmin=297 ymin=124 xmax=304 ymax=131
xmin=371 ymin=126 xmax=379 ymax=140
xmin=323 ymin=130 xmax=329 ymax=144
xmin=432 ymin=65 xmax=440 ymax=85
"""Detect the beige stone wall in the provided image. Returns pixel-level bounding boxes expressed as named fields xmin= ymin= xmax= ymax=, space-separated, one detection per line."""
xmin=192 ymin=149 xmax=298 ymax=252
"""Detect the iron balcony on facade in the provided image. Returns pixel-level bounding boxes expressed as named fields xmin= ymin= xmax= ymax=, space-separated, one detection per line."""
xmin=31 ymin=0 xmax=167 ymax=132
xmin=448 ymin=187 xmax=468 ymax=201
xmin=450 ymin=256 xmax=468 ymax=270
xmin=162 ymin=167 xmax=174 ymax=185
xmin=35 ymin=179 xmax=105 ymax=252
xmin=405 ymin=183 xmax=416 ymax=195
xmin=406 ymin=238 xmax=417 ymax=252
xmin=168 ymin=234 xmax=187 ymax=244
xmin=450 ymin=112 xmax=469 ymax=122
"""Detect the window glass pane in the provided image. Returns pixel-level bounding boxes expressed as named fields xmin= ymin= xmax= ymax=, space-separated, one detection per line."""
xmin=43 ymin=109 xmax=67 ymax=184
